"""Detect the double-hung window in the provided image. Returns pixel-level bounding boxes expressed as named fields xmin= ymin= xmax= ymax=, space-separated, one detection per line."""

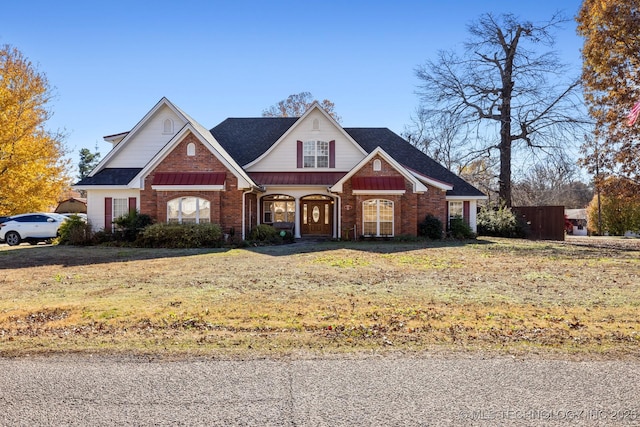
xmin=448 ymin=201 xmax=463 ymax=225
xmin=303 ymin=140 xmax=329 ymax=168
xmin=113 ymin=198 xmax=129 ymax=220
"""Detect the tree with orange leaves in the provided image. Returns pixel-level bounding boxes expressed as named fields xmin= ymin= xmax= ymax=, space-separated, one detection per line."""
xmin=0 ymin=45 xmax=70 ymax=215
xmin=577 ymin=0 xmax=640 ymax=185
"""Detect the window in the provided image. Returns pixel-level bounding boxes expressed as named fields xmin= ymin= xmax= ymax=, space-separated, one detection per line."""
xmin=303 ymin=140 xmax=329 ymax=168
xmin=113 ymin=198 xmax=129 ymax=220
xmin=449 ymin=201 xmax=463 ymax=223
xmin=167 ymin=197 xmax=210 ymax=224
xmin=163 ymin=118 xmax=174 ymax=134
xmin=262 ymin=195 xmax=295 ymax=223
xmin=187 ymin=142 xmax=196 ymax=156
xmin=363 ymin=199 xmax=394 ymax=236
xmin=373 ymin=159 xmax=382 ymax=171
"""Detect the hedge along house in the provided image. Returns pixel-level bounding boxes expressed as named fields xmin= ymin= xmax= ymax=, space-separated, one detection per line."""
xmin=75 ymin=98 xmax=486 ymax=240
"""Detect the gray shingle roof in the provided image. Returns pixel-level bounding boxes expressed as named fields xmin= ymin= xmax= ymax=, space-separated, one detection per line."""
xmin=211 ymin=117 xmax=298 ymax=166
xmin=79 ymin=117 xmax=485 ymax=197
xmin=211 ymin=118 xmax=484 ymax=197
xmin=75 ymin=168 xmax=142 ymax=186
xmin=343 ymin=128 xmax=485 ymax=197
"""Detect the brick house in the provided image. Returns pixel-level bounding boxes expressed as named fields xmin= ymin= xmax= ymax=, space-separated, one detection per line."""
xmin=75 ymin=98 xmax=486 ymax=239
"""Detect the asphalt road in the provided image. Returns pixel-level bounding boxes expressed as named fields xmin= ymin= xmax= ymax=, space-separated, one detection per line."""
xmin=1 ymin=354 xmax=639 ymax=426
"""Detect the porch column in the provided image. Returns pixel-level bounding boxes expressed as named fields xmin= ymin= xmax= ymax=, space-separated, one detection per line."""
xmin=256 ymin=196 xmax=261 ymax=225
xmin=294 ymin=197 xmax=301 ymax=238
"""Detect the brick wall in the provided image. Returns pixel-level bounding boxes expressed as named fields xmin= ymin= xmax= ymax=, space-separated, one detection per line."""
xmin=139 ymin=132 xmax=246 ymax=234
xmin=339 ymin=154 xmax=446 ymax=237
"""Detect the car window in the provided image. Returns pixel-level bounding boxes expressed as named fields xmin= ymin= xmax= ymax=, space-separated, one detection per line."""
xmin=14 ymin=215 xmax=38 ymax=222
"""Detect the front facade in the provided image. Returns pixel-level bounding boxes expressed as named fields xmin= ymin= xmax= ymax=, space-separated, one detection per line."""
xmin=75 ymin=98 xmax=486 ymax=239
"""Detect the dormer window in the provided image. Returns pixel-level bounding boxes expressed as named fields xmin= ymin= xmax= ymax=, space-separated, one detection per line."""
xmin=303 ymin=140 xmax=329 ymax=168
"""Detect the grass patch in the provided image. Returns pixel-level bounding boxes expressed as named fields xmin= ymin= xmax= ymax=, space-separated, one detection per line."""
xmin=0 ymin=238 xmax=639 ymax=358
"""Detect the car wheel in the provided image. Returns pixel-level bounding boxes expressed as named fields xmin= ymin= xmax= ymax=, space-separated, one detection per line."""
xmin=5 ymin=231 xmax=21 ymax=246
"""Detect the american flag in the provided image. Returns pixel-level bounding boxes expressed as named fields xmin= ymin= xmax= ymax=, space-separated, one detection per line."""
xmin=628 ymin=101 xmax=640 ymax=126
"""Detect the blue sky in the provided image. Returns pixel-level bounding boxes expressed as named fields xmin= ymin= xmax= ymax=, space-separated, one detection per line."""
xmin=3 ymin=0 xmax=584 ymax=176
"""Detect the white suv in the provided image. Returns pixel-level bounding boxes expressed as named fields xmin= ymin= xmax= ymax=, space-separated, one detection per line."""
xmin=0 ymin=213 xmax=69 ymax=246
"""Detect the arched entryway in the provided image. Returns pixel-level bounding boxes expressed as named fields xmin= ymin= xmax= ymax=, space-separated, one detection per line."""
xmin=300 ymin=195 xmax=333 ymax=236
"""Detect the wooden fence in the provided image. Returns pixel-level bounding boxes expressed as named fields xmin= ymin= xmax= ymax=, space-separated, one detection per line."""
xmin=513 ymin=206 xmax=565 ymax=241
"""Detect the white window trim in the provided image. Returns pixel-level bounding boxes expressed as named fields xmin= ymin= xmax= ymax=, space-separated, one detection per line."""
xmin=449 ymin=201 xmax=464 ymax=218
xmin=303 ymin=140 xmax=329 ymax=168
xmin=167 ymin=197 xmax=211 ymax=224
xmin=448 ymin=201 xmax=464 ymax=227
xmin=362 ymin=199 xmax=394 ymax=237
xmin=112 ymin=198 xmax=129 ymax=220
xmin=262 ymin=199 xmax=296 ymax=223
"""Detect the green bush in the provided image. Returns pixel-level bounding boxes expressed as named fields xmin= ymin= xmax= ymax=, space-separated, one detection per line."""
xmin=477 ymin=204 xmax=524 ymax=237
xmin=113 ymin=211 xmax=153 ymax=242
xmin=448 ymin=216 xmax=476 ymax=239
xmin=55 ymin=215 xmax=93 ymax=245
xmin=92 ymin=229 xmax=117 ymax=245
xmin=138 ymin=223 xmax=224 ymax=248
xmin=418 ymin=214 xmax=443 ymax=239
xmin=249 ymin=224 xmax=278 ymax=242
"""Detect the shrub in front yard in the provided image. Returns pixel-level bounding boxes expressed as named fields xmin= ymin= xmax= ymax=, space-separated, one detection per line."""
xmin=55 ymin=215 xmax=93 ymax=245
xmin=249 ymin=224 xmax=278 ymax=242
xmin=418 ymin=214 xmax=443 ymax=239
xmin=113 ymin=211 xmax=154 ymax=242
xmin=137 ymin=223 xmax=224 ymax=248
xmin=477 ymin=204 xmax=524 ymax=237
xmin=448 ymin=216 xmax=476 ymax=239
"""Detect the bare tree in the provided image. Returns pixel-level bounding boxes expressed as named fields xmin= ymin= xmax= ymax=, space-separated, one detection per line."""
xmin=415 ymin=13 xmax=587 ymax=206
xmin=404 ymin=107 xmax=479 ymax=172
xmin=263 ymin=92 xmax=341 ymax=122
xmin=512 ymin=155 xmax=593 ymax=208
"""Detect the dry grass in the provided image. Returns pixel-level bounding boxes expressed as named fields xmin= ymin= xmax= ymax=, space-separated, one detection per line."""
xmin=1 ymin=237 xmax=639 ymax=358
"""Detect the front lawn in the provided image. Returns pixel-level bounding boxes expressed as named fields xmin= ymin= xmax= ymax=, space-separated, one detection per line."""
xmin=1 ymin=238 xmax=638 ymax=358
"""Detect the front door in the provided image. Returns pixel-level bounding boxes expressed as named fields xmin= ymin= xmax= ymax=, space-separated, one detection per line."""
xmin=301 ymin=201 xmax=332 ymax=236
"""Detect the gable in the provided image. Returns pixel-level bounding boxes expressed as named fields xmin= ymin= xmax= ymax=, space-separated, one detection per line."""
xmin=331 ymin=148 xmax=428 ymax=194
xmin=344 ymin=128 xmax=485 ymax=197
xmin=134 ymin=126 xmax=254 ymax=190
xmin=242 ymin=107 xmax=366 ymax=172
xmin=107 ymin=104 xmax=186 ymax=168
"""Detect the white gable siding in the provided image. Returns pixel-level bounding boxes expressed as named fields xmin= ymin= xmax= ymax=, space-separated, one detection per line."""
xmin=86 ymin=189 xmax=140 ymax=231
xmin=107 ymin=106 xmax=186 ymax=168
xmin=246 ymin=110 xmax=365 ymax=172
